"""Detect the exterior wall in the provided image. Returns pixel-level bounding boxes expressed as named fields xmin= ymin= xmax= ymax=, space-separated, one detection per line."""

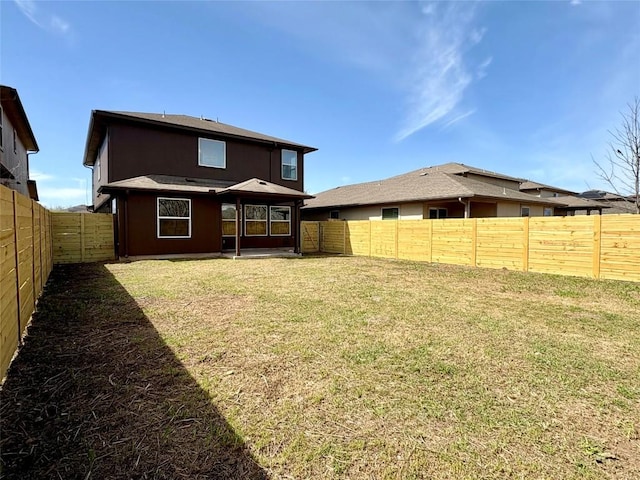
xmin=470 ymin=202 xmax=497 ymax=217
xmin=497 ymin=202 xmax=546 ymax=217
xmin=93 ymin=133 xmax=109 ymax=210
xmin=119 ymin=192 xmax=222 ymax=257
xmin=105 ymin=121 xmax=304 ymax=190
xmin=0 ymin=109 xmax=29 ymax=198
xmin=305 ymin=202 xmax=425 ymax=221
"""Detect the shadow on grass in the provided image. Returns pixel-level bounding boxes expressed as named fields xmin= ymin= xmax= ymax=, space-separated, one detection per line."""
xmin=0 ymin=263 xmax=268 ymax=479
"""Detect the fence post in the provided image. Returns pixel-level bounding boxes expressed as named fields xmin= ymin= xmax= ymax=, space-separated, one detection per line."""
xmin=471 ymin=218 xmax=477 ymax=267
xmin=522 ymin=217 xmax=530 ymax=272
xmin=592 ymin=215 xmax=602 ymax=279
xmin=11 ymin=191 xmax=21 ymax=345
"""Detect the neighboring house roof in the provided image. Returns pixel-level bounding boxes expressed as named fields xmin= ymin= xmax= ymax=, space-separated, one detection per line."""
xmin=410 ymin=162 xmax=525 ymax=183
xmin=100 ymin=174 xmax=312 ymax=199
xmin=83 ymin=110 xmax=317 ymax=166
xmin=552 ymin=195 xmax=608 ymax=209
xmin=304 ymin=170 xmax=559 ymax=210
xmin=519 ymin=180 xmax=576 ymax=195
xmin=579 ymin=189 xmax=631 ymax=201
xmin=0 ymin=85 xmax=39 ymax=152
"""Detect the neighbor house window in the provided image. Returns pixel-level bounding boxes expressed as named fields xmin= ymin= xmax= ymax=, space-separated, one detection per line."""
xmin=157 ymin=197 xmax=191 ymax=238
xmin=282 ymin=149 xmax=297 ymax=181
xmin=543 ymin=207 xmax=553 ymax=216
xmin=245 ymin=205 xmax=267 ymax=236
xmin=429 ymin=208 xmax=447 ymax=219
xmin=382 ymin=207 xmax=399 ymax=220
xmin=521 ymin=207 xmax=530 ymax=217
xmin=330 ymin=210 xmax=340 ymax=219
xmin=222 ymin=203 xmax=237 ymax=236
xmin=198 ymin=138 xmax=226 ymax=168
xmin=270 ymin=206 xmax=291 ymax=236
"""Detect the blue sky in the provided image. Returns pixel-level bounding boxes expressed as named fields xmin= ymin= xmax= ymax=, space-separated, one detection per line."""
xmin=1 ymin=0 xmax=639 ymax=208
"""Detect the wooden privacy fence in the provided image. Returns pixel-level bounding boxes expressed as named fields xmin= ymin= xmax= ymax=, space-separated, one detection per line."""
xmin=0 ymin=185 xmax=53 ymax=380
xmin=301 ymin=215 xmax=640 ymax=282
xmin=52 ymin=212 xmax=116 ymax=264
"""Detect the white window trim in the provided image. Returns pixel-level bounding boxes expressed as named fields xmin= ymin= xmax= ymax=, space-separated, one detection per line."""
xmin=270 ymin=206 xmax=291 ymax=236
xmin=222 ymin=203 xmax=237 ymax=237
xmin=281 ymin=149 xmax=298 ymax=181
xmin=244 ymin=204 xmax=268 ymax=237
xmin=198 ymin=138 xmax=226 ymax=169
xmin=381 ymin=206 xmax=399 ymax=220
xmin=157 ymin=197 xmax=192 ymax=239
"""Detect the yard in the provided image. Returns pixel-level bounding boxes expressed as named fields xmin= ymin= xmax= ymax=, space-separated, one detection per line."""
xmin=1 ymin=256 xmax=639 ymax=479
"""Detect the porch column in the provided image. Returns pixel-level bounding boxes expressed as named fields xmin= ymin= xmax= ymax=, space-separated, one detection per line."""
xmin=235 ymin=197 xmax=241 ymax=257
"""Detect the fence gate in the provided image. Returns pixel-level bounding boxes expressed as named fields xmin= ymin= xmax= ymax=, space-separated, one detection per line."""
xmin=301 ymin=221 xmax=320 ymax=253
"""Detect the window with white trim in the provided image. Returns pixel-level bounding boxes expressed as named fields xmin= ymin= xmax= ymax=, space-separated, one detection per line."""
xmin=282 ymin=149 xmax=297 ymax=181
xmin=198 ymin=138 xmax=226 ymax=168
xmin=157 ymin=198 xmax=191 ymax=238
xmin=245 ymin=205 xmax=267 ymax=236
xmin=222 ymin=203 xmax=237 ymax=236
xmin=382 ymin=207 xmax=399 ymax=220
xmin=270 ymin=206 xmax=291 ymax=236
xmin=521 ymin=206 xmax=530 ymax=217
xmin=429 ymin=208 xmax=447 ymax=219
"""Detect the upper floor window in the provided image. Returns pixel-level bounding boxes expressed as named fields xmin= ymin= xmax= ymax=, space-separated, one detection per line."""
xmin=157 ymin=197 xmax=191 ymax=238
xmin=382 ymin=207 xmax=399 ymax=220
xmin=199 ymin=138 xmax=226 ymax=169
xmin=282 ymin=149 xmax=297 ymax=181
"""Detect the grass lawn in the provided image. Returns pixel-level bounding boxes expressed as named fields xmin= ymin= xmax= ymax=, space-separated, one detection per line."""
xmin=2 ymin=256 xmax=639 ymax=479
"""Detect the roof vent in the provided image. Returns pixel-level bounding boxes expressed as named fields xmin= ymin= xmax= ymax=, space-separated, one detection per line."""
xmin=185 ymin=178 xmax=196 ymax=183
xmin=420 ymin=172 xmax=428 ymax=176
xmin=258 ymin=181 xmax=267 ymax=185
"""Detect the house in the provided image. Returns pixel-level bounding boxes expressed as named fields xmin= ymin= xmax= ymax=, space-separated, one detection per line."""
xmin=82 ymin=111 xmax=316 ymax=257
xmin=0 ymin=85 xmax=39 ymax=200
xmin=579 ymin=190 xmax=637 ymax=214
xmin=520 ymin=181 xmax=607 ymax=216
xmin=302 ymin=162 xmax=562 ymax=221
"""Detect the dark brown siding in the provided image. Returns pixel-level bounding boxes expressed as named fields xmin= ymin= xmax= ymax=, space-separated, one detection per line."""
xmin=108 ymin=122 xmax=305 ymax=191
xmin=122 ymin=192 xmax=222 ymax=256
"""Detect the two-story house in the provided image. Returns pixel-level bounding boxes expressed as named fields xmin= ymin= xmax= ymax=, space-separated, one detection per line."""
xmin=82 ymin=111 xmax=316 ymax=257
xmin=0 ymin=85 xmax=40 ymax=200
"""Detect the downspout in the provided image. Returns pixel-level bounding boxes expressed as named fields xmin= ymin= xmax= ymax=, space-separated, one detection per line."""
xmin=458 ymin=197 xmax=470 ymax=218
xmin=235 ymin=197 xmax=241 ymax=257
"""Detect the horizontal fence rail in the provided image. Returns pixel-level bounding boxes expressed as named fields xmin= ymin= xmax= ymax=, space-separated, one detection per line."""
xmin=302 ymin=215 xmax=640 ymax=282
xmin=0 ymin=185 xmax=53 ymax=380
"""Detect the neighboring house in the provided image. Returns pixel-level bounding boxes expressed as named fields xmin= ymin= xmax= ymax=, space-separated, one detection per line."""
xmin=82 ymin=111 xmax=316 ymax=257
xmin=520 ymin=180 xmax=607 ymax=216
xmin=0 ymin=85 xmax=39 ymax=200
xmin=579 ymin=190 xmax=637 ymax=214
xmin=303 ymin=163 xmax=561 ymax=221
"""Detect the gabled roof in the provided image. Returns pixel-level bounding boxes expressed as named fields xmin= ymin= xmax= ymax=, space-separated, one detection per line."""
xmin=520 ymin=180 xmax=576 ymax=195
xmin=83 ymin=110 xmax=317 ymax=166
xmin=99 ymin=175 xmax=312 ymax=199
xmin=304 ymin=170 xmax=558 ymax=210
xmin=0 ymin=85 xmax=39 ymax=152
xmin=407 ymin=162 xmax=525 ymax=183
xmin=553 ymin=195 xmax=608 ymax=209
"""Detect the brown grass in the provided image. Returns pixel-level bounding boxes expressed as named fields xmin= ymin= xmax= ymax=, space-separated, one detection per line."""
xmin=2 ymin=256 xmax=639 ymax=479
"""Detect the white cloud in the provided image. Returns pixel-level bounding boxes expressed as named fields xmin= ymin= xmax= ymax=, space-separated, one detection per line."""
xmin=29 ymin=169 xmax=55 ymax=182
xmin=441 ymin=109 xmax=476 ymax=130
xmin=395 ymin=3 xmax=487 ymax=141
xmin=13 ymin=0 xmax=71 ymax=35
xmin=570 ymin=0 xmax=582 ymax=6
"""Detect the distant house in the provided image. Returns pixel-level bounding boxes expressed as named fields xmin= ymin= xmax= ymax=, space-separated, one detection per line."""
xmin=579 ymin=190 xmax=637 ymax=214
xmin=520 ymin=181 xmax=606 ymax=216
xmin=0 ymin=85 xmax=39 ymax=200
xmin=82 ymin=111 xmax=316 ymax=257
xmin=303 ymin=163 xmax=563 ymax=221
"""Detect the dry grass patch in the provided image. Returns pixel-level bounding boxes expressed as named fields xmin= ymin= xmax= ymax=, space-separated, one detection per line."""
xmin=2 ymin=256 xmax=639 ymax=479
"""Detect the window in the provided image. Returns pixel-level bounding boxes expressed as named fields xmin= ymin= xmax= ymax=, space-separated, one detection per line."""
xmin=270 ymin=206 xmax=291 ymax=236
xmin=222 ymin=203 xmax=237 ymax=236
xmin=198 ymin=138 xmax=226 ymax=168
xmin=245 ymin=205 xmax=267 ymax=236
xmin=330 ymin=210 xmax=340 ymax=219
xmin=157 ymin=198 xmax=191 ymax=238
xmin=282 ymin=149 xmax=297 ymax=181
xmin=521 ymin=207 xmax=530 ymax=217
xmin=382 ymin=207 xmax=399 ymax=220
xmin=543 ymin=207 xmax=553 ymax=216
xmin=429 ymin=208 xmax=447 ymax=219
